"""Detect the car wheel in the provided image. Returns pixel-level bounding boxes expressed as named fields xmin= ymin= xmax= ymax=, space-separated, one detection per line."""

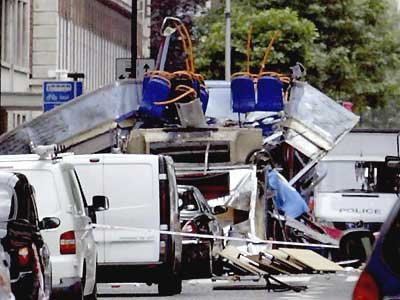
xmin=212 ymin=256 xmax=224 ymax=276
xmin=158 ymin=273 xmax=182 ymax=296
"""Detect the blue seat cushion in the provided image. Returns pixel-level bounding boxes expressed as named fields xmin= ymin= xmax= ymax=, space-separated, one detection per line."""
xmin=256 ymin=76 xmax=283 ymax=112
xmin=231 ymin=76 xmax=256 ymax=113
xmin=139 ymin=76 xmax=171 ymax=118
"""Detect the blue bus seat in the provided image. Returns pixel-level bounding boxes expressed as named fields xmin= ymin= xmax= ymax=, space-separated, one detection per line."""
xmin=231 ymin=76 xmax=256 ymax=113
xmin=256 ymin=76 xmax=283 ymax=112
xmin=199 ymin=85 xmax=209 ymax=113
xmin=139 ymin=76 xmax=171 ymax=118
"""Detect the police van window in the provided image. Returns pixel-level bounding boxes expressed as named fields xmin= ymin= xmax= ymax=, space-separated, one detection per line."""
xmin=319 ymin=161 xmax=398 ymax=193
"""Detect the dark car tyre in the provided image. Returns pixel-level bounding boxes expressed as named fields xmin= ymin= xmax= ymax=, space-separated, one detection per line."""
xmin=212 ymin=256 xmax=224 ymax=276
xmin=158 ymin=273 xmax=182 ymax=296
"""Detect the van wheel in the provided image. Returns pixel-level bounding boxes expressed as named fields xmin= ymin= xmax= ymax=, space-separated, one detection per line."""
xmin=158 ymin=274 xmax=182 ymax=296
xmin=71 ymin=280 xmax=84 ymax=300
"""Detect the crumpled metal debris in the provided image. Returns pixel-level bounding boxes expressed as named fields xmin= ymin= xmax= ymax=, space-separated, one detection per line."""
xmin=0 ymin=80 xmax=141 ymax=154
xmin=284 ymin=81 xmax=359 ymax=156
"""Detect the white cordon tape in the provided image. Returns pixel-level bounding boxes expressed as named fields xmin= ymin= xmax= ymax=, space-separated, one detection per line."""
xmin=92 ymin=224 xmax=339 ymax=249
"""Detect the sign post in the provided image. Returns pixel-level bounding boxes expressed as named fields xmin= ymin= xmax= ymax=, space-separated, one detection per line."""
xmin=43 ymin=81 xmax=83 ymax=112
xmin=115 ymin=58 xmax=155 ymax=80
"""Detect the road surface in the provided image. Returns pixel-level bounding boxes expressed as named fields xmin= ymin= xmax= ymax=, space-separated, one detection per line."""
xmin=98 ymin=271 xmax=359 ymax=299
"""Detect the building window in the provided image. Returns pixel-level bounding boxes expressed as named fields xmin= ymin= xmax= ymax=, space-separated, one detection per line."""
xmin=11 ymin=112 xmax=25 ymax=128
xmin=1 ymin=0 xmax=29 ymax=69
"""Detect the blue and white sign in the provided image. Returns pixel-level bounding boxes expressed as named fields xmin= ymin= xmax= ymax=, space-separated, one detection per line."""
xmin=43 ymin=81 xmax=83 ymax=112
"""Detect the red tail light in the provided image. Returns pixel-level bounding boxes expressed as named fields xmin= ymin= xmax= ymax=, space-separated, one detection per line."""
xmin=60 ymin=230 xmax=76 ymax=254
xmin=182 ymin=220 xmax=197 ymax=233
xmin=18 ymin=247 xmax=31 ymax=266
xmin=308 ymin=196 xmax=314 ymax=213
xmin=353 ymin=270 xmax=380 ymax=300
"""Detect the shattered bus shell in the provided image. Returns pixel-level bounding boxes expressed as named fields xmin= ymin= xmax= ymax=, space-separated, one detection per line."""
xmin=126 ymin=127 xmax=263 ymax=165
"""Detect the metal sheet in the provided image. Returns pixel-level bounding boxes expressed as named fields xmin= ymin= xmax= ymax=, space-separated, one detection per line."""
xmin=284 ymin=81 xmax=359 ymax=152
xmin=284 ymin=128 xmax=323 ymax=159
xmin=224 ymin=169 xmax=255 ymax=211
xmin=175 ymin=98 xmax=207 ymax=128
xmin=0 ymin=79 xmax=142 ymax=154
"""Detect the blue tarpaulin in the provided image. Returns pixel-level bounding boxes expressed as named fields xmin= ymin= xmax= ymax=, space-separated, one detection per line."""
xmin=267 ymin=169 xmax=309 ymax=218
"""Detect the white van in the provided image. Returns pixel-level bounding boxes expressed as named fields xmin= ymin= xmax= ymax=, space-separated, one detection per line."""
xmin=0 ymin=154 xmax=108 ymax=299
xmin=63 ymin=154 xmax=183 ymax=296
xmin=313 ymin=130 xmax=399 ymax=232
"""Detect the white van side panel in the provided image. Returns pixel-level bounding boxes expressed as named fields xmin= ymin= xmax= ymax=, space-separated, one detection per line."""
xmin=102 ymin=157 xmax=160 ymax=263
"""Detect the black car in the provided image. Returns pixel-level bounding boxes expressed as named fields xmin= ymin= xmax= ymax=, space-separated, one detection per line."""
xmin=178 ymin=185 xmax=226 ymax=278
xmin=352 ymin=155 xmax=400 ymax=300
xmin=0 ymin=171 xmax=57 ymax=299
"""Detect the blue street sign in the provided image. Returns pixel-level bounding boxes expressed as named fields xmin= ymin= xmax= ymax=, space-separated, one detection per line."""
xmin=43 ymin=81 xmax=83 ymax=112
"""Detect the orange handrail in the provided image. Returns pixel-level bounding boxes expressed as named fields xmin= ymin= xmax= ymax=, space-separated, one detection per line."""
xmin=258 ymin=30 xmax=280 ymax=76
xmin=154 ymin=85 xmax=197 ymax=105
xmin=246 ymin=26 xmax=253 ymax=74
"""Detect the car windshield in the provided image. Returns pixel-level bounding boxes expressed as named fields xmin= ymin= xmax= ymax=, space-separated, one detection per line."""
xmin=179 ymin=189 xmax=200 ymax=211
xmin=317 ymin=161 xmax=398 ymax=193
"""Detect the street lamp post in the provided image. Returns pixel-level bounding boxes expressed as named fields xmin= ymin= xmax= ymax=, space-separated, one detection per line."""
xmin=225 ymin=0 xmax=231 ymax=81
xmin=131 ymin=0 xmax=137 ymax=78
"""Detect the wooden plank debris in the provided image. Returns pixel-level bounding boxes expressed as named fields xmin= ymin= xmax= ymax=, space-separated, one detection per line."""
xmin=279 ymin=248 xmax=344 ymax=272
xmin=263 ymin=249 xmax=305 ymax=272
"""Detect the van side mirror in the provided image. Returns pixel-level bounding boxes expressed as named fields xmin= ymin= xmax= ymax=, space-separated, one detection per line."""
xmin=385 ymin=156 xmax=400 ymax=169
xmin=92 ymin=195 xmax=109 ymax=212
xmin=39 ymin=217 xmax=61 ymax=230
xmin=212 ymin=205 xmax=227 ymax=215
xmin=339 ymin=229 xmax=375 ymax=265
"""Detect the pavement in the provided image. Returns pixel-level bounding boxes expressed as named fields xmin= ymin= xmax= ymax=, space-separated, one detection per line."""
xmin=97 ymin=271 xmax=360 ymax=299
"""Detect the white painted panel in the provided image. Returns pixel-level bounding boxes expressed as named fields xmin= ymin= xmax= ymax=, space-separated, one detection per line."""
xmin=102 ymin=158 xmax=160 ymax=263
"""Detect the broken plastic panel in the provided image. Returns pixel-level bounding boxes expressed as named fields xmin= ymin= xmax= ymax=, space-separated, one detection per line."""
xmin=284 ymin=81 xmax=359 ymax=156
xmin=175 ymin=98 xmax=207 ymax=128
xmin=223 ymin=167 xmax=265 ymax=240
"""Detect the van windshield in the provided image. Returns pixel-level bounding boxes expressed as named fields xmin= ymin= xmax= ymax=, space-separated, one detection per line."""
xmin=318 ymin=161 xmax=398 ymax=193
xmin=64 ymin=170 xmax=86 ymax=215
